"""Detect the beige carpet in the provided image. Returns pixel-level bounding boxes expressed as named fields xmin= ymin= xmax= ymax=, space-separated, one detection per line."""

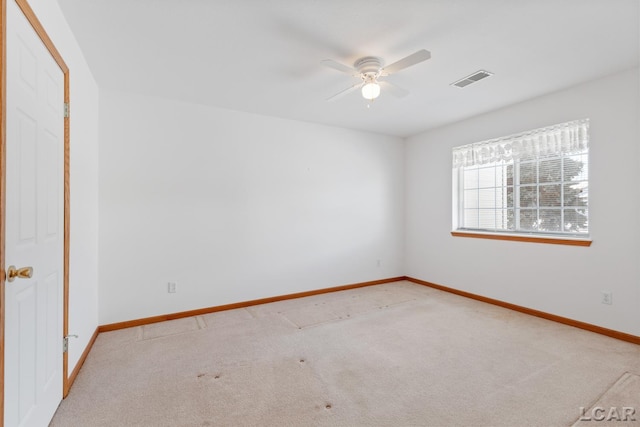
xmin=51 ymin=281 xmax=640 ymax=426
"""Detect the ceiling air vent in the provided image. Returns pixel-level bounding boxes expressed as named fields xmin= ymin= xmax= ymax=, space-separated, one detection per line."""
xmin=451 ymin=70 xmax=493 ymax=88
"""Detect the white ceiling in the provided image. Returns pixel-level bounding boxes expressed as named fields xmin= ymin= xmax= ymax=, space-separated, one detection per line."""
xmin=57 ymin=0 xmax=639 ymax=138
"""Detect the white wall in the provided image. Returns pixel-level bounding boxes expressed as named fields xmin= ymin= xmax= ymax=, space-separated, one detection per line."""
xmin=405 ymin=67 xmax=640 ymax=336
xmin=28 ymin=0 xmax=100 ymax=371
xmin=99 ymin=90 xmax=404 ymax=325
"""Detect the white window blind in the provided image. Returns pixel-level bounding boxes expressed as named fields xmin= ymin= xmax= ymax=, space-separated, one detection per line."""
xmin=452 ymin=119 xmax=589 ymax=236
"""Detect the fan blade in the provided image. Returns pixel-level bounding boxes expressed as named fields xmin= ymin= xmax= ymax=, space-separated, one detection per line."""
xmin=379 ymin=80 xmax=410 ymax=98
xmin=326 ymin=82 xmax=363 ymax=102
xmin=382 ymin=49 xmax=431 ymax=75
xmin=321 ymin=59 xmax=357 ymax=75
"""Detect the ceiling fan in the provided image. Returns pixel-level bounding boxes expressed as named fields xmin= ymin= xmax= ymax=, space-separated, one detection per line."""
xmin=321 ymin=49 xmax=431 ymax=102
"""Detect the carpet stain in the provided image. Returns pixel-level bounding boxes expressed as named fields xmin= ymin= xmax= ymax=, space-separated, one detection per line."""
xmin=279 ymin=293 xmax=415 ymax=329
xmin=196 ymin=372 xmax=221 ymax=380
xmin=139 ymin=317 xmax=202 ymax=340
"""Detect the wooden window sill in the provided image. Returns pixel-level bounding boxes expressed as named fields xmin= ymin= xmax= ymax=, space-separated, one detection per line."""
xmin=451 ymin=231 xmax=592 ymax=246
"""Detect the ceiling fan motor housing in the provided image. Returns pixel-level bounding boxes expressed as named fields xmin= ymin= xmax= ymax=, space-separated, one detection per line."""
xmin=354 ymin=56 xmax=383 ymax=76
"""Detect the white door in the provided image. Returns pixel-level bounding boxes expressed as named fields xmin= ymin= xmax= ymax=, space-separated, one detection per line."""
xmin=4 ymin=0 xmax=65 ymax=425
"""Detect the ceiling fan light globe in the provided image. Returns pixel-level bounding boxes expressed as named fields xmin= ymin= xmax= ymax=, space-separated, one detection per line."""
xmin=362 ymin=82 xmax=380 ymax=100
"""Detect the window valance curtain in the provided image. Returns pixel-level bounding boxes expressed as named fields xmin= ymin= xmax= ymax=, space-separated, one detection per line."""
xmin=452 ymin=119 xmax=589 ymax=168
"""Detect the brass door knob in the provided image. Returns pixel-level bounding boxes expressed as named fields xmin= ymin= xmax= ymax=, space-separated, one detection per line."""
xmin=7 ymin=265 xmax=33 ymax=282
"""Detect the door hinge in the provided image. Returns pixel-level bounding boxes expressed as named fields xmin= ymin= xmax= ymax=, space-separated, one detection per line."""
xmin=63 ymin=334 xmax=78 ymax=353
xmin=64 ymin=103 xmax=70 ymax=118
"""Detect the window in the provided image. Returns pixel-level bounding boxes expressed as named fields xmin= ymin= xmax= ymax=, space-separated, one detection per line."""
xmin=452 ymin=119 xmax=589 ymax=238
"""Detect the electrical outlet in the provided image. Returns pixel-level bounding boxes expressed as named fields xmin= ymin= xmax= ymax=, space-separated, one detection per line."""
xmin=168 ymin=282 xmax=177 ymax=293
xmin=601 ymin=291 xmax=612 ymax=305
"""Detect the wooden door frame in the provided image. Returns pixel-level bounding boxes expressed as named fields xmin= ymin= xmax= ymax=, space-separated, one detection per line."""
xmin=0 ymin=0 xmax=71 ymax=421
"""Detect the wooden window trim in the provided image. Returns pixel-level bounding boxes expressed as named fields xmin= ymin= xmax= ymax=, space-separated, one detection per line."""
xmin=451 ymin=230 xmax=592 ymax=246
